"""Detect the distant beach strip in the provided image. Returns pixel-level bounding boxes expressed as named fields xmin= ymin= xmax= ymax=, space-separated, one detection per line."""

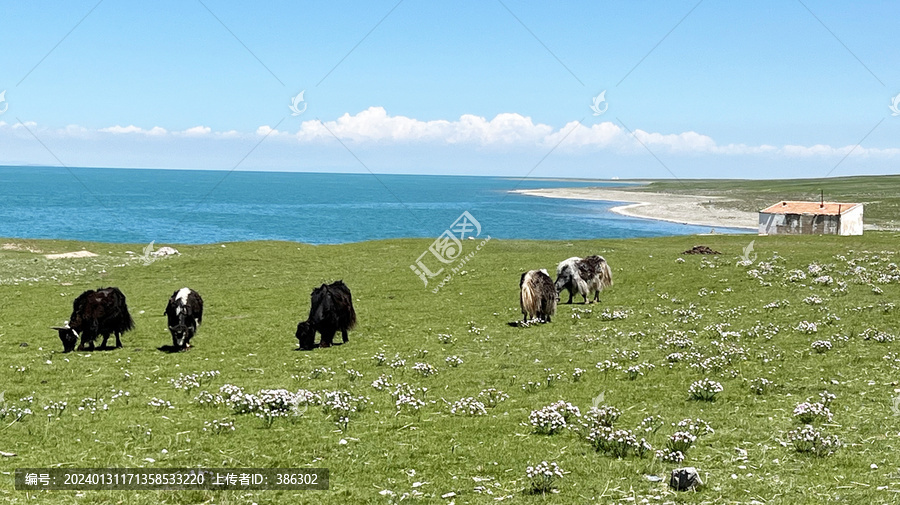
xmin=512 ymin=187 xmax=758 ymax=231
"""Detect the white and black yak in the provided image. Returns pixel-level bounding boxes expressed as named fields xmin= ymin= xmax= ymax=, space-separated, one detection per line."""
xmin=295 ymin=280 xmax=357 ymax=350
xmin=554 ymin=255 xmax=613 ymax=304
xmin=164 ymin=287 xmax=204 ymax=349
xmin=52 ymin=287 xmax=134 ymax=352
xmin=519 ymin=269 xmax=558 ymax=323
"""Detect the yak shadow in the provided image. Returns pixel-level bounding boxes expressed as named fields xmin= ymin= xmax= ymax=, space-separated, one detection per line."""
xmin=157 ymin=345 xmax=188 ymax=353
xmin=80 ymin=344 xmax=121 ymax=352
xmin=293 ymin=342 xmax=345 ymax=351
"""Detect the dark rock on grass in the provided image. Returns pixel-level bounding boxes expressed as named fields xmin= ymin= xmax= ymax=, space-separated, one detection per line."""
xmin=682 ymin=245 xmax=721 ymax=255
xmin=669 ymin=467 xmax=702 ymax=491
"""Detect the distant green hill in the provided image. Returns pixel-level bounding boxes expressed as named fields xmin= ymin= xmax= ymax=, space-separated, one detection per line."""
xmin=636 ymin=175 xmax=900 ymax=229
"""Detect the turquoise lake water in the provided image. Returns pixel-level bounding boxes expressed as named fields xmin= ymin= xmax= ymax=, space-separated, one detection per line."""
xmin=0 ymin=166 xmax=746 ymax=244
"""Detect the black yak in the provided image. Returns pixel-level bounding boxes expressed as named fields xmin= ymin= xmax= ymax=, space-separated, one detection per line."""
xmin=295 ymin=280 xmax=357 ymax=350
xmin=52 ymin=287 xmax=134 ymax=352
xmin=164 ymin=287 xmax=204 ymax=349
xmin=554 ymin=255 xmax=613 ymax=304
xmin=520 ymin=269 xmax=557 ymax=323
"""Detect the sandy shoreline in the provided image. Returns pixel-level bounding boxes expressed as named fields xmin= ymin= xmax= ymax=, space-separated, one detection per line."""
xmin=513 ymin=187 xmax=758 ymax=231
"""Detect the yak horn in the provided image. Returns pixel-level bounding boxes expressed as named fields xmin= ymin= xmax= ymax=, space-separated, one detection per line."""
xmin=50 ymin=326 xmax=68 ymax=330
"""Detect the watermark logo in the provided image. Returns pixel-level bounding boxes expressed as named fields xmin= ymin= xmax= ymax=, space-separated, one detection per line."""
xmin=0 ymin=90 xmax=8 ymax=115
xmin=741 ymin=240 xmax=757 ymax=263
xmin=890 ymin=93 xmax=900 ymax=117
xmin=411 ymin=211 xmax=491 ymax=292
xmin=291 ymin=402 xmax=309 ymax=417
xmin=289 ymin=90 xmax=307 ymax=116
xmin=139 ymin=241 xmax=158 ymax=266
xmin=891 ymin=394 xmax=900 ymax=416
xmin=591 ymin=392 xmax=605 ymax=408
xmin=590 ymin=90 xmax=608 ymax=116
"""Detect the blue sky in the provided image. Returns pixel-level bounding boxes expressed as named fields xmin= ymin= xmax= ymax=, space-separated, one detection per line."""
xmin=1 ymin=0 xmax=898 ymax=178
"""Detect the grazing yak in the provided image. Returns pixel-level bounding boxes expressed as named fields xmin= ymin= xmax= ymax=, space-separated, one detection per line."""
xmin=519 ymin=269 xmax=558 ymax=323
xmin=296 ymin=280 xmax=357 ymax=350
xmin=164 ymin=287 xmax=204 ymax=349
xmin=554 ymin=255 xmax=613 ymax=304
xmin=52 ymin=287 xmax=134 ymax=352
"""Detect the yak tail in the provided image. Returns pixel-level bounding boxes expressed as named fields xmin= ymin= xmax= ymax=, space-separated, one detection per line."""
xmin=597 ymin=258 xmax=613 ymax=290
xmin=520 ymin=273 xmax=538 ymax=318
xmin=347 ymin=302 xmax=358 ymax=330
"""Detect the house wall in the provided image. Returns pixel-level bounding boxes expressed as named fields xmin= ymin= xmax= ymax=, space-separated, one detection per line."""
xmin=759 ymin=213 xmax=783 ymax=235
xmin=839 ymin=205 xmax=864 ymax=235
xmin=758 ymin=212 xmax=842 ymax=235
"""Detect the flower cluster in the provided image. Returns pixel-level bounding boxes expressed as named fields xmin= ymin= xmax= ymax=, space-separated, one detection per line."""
xmin=371 ymin=374 xmax=393 ymax=391
xmin=392 ymin=383 xmax=427 ymax=414
xmin=811 ymin=340 xmax=832 ymax=353
xmin=110 ymin=390 xmax=130 ymax=404
xmin=321 ymin=390 xmax=370 ymax=428
xmin=786 ymin=270 xmax=807 ymax=282
xmin=748 ymin=377 xmax=775 ymax=395
xmin=194 ymin=390 xmax=223 ymax=407
xmin=345 ymin=369 xmax=363 ymax=381
xmin=170 ymin=370 xmax=220 ymax=391
xmin=585 ymin=427 xmax=651 ymax=458
xmin=796 ymin=321 xmax=818 ymax=334
xmin=655 ymin=449 xmax=685 ymax=463
xmin=803 ymin=295 xmax=823 ymax=305
xmin=544 ymin=368 xmax=563 ymax=386
xmin=637 ymin=415 xmax=664 ymax=434
xmin=571 ymin=368 xmax=585 ymax=382
xmin=793 ymin=402 xmax=833 ymax=424
xmin=599 ymin=309 xmax=630 ymax=321
xmin=786 ymin=425 xmax=842 ymax=457
xmin=861 ymin=328 xmax=895 ymax=343
xmin=477 ymin=388 xmax=509 ymax=408
xmin=663 ymin=334 xmax=694 ymax=348
xmin=437 ymin=333 xmax=455 ymax=345
xmin=582 ymin=405 xmax=621 ymax=430
xmin=444 ymin=355 xmax=463 ymax=367
xmin=595 ymin=360 xmax=621 ymax=373
xmin=612 ymin=349 xmax=640 ymax=361
xmin=764 ymin=299 xmax=790 ymax=309
xmin=0 ymin=404 xmax=33 ymax=421
xmin=450 ymin=397 xmax=487 ymax=416
xmin=371 ymin=352 xmax=386 ymax=366
xmin=666 ymin=431 xmax=697 ymax=453
xmin=674 ymin=418 xmax=714 ymax=437
xmin=525 ymin=461 xmax=564 ymax=493
xmin=38 ymin=401 xmax=64 ymax=421
xmin=624 ymin=362 xmax=655 ymax=380
xmin=308 ymin=367 xmax=334 ymax=379
xmin=147 ymin=397 xmax=174 ymax=411
xmin=203 ymin=418 xmax=235 ymax=434
xmin=529 ymin=406 xmax=567 ymax=435
xmin=412 ymin=362 xmax=437 ymax=377
xmin=688 ymin=379 xmax=723 ymax=401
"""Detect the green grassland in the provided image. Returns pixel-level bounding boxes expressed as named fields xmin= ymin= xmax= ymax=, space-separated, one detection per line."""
xmin=636 ymin=175 xmax=900 ymax=229
xmin=1 ymin=233 xmax=900 ymax=504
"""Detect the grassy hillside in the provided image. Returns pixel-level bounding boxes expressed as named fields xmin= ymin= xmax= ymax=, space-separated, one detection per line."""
xmin=638 ymin=175 xmax=900 ymax=229
xmin=1 ymin=233 xmax=900 ymax=504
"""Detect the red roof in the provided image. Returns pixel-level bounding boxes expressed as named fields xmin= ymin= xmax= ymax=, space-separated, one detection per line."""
xmin=760 ymin=201 xmax=861 ymax=215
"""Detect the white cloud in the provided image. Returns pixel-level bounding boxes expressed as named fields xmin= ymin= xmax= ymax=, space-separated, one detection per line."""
xmin=294 ymin=107 xmax=552 ymax=145
xmin=4 ymin=110 xmax=899 ymax=162
xmin=99 ymin=124 xmax=167 ymax=136
xmin=100 ymin=125 xmax=145 ymax=134
xmin=179 ymin=126 xmax=211 ymax=136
